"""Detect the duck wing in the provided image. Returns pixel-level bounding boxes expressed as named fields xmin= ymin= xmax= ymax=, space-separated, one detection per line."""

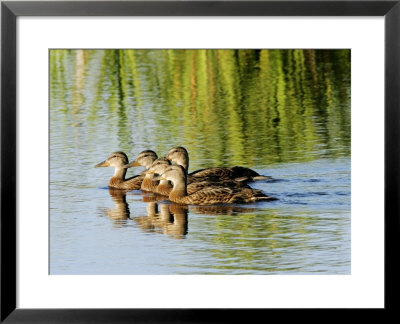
xmin=189 ymin=166 xmax=271 ymax=182
xmin=229 ymin=188 xmax=278 ymax=203
xmin=178 ymin=186 xmax=277 ymax=205
xmin=181 ymin=187 xmax=237 ymax=205
xmin=186 ymin=179 xmax=250 ymax=194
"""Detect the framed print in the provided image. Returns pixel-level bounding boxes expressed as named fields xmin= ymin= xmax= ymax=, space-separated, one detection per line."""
xmin=1 ymin=0 xmax=399 ymax=322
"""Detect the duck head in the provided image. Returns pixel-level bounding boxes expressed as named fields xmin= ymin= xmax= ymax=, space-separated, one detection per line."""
xmin=154 ymin=165 xmax=187 ymax=187
xmin=166 ymin=146 xmax=189 ymax=171
xmin=95 ymin=151 xmax=129 ymax=169
xmin=146 ymin=158 xmax=171 ymax=178
xmin=123 ymin=150 xmax=158 ymax=170
xmin=95 ymin=151 xmax=129 ymax=179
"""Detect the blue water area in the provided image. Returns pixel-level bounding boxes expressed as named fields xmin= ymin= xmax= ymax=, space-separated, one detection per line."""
xmin=50 ymin=157 xmax=350 ymax=275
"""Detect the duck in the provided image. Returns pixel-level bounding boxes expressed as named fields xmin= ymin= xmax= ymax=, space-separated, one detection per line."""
xmin=154 ymin=165 xmax=277 ymax=205
xmin=124 ymin=150 xmax=158 ymax=170
xmin=146 ymin=162 xmax=252 ymax=197
xmin=139 ymin=157 xmax=171 ymax=193
xmin=94 ymin=150 xmax=157 ymax=190
xmin=166 ymin=146 xmax=272 ymax=182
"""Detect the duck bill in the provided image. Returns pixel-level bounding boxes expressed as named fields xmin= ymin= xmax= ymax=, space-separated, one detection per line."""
xmin=95 ymin=160 xmax=110 ymax=168
xmin=123 ymin=160 xmax=141 ymax=169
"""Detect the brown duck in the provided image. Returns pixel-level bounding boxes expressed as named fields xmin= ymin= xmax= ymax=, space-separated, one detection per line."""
xmin=95 ymin=150 xmax=157 ymax=190
xmin=166 ymin=146 xmax=272 ymax=182
xmin=139 ymin=157 xmax=171 ymax=193
xmin=154 ymin=165 xmax=277 ymax=205
xmin=145 ymin=162 xmax=252 ymax=197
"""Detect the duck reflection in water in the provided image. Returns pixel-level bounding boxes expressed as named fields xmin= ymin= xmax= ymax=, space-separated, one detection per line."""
xmin=105 ymin=188 xmax=131 ymax=227
xmin=135 ymin=201 xmax=188 ymax=239
xmin=104 ymin=189 xmax=261 ymax=235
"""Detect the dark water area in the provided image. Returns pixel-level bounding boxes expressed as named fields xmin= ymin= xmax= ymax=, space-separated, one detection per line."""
xmin=50 ymin=49 xmax=350 ymax=274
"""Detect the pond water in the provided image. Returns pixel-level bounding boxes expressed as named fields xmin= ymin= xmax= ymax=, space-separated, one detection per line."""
xmin=49 ymin=49 xmax=351 ymax=275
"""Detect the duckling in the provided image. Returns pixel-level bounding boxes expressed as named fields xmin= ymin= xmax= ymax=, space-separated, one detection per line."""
xmin=147 ymin=163 xmax=252 ymax=197
xmin=95 ymin=150 xmax=157 ymax=190
xmin=124 ymin=150 xmax=158 ymax=170
xmin=166 ymin=146 xmax=272 ymax=182
xmin=139 ymin=158 xmax=171 ymax=192
xmin=154 ymin=165 xmax=277 ymax=205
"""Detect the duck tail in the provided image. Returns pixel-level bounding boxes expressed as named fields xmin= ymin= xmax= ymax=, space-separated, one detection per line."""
xmin=252 ymin=175 xmax=273 ymax=181
xmin=248 ymin=188 xmax=278 ymax=202
xmin=234 ymin=176 xmax=251 ymax=182
xmin=234 ymin=175 xmax=273 ymax=182
xmin=252 ymin=195 xmax=278 ymax=201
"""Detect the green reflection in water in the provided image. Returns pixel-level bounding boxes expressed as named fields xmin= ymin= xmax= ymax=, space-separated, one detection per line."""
xmin=50 ymin=49 xmax=350 ymax=169
xmin=187 ymin=208 xmax=348 ymax=274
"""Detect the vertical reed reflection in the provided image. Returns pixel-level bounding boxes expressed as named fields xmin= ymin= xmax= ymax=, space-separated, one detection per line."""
xmin=50 ymin=49 xmax=350 ymax=169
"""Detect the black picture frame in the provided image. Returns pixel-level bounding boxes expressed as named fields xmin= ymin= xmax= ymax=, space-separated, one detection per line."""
xmin=1 ymin=0 xmax=399 ymax=322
